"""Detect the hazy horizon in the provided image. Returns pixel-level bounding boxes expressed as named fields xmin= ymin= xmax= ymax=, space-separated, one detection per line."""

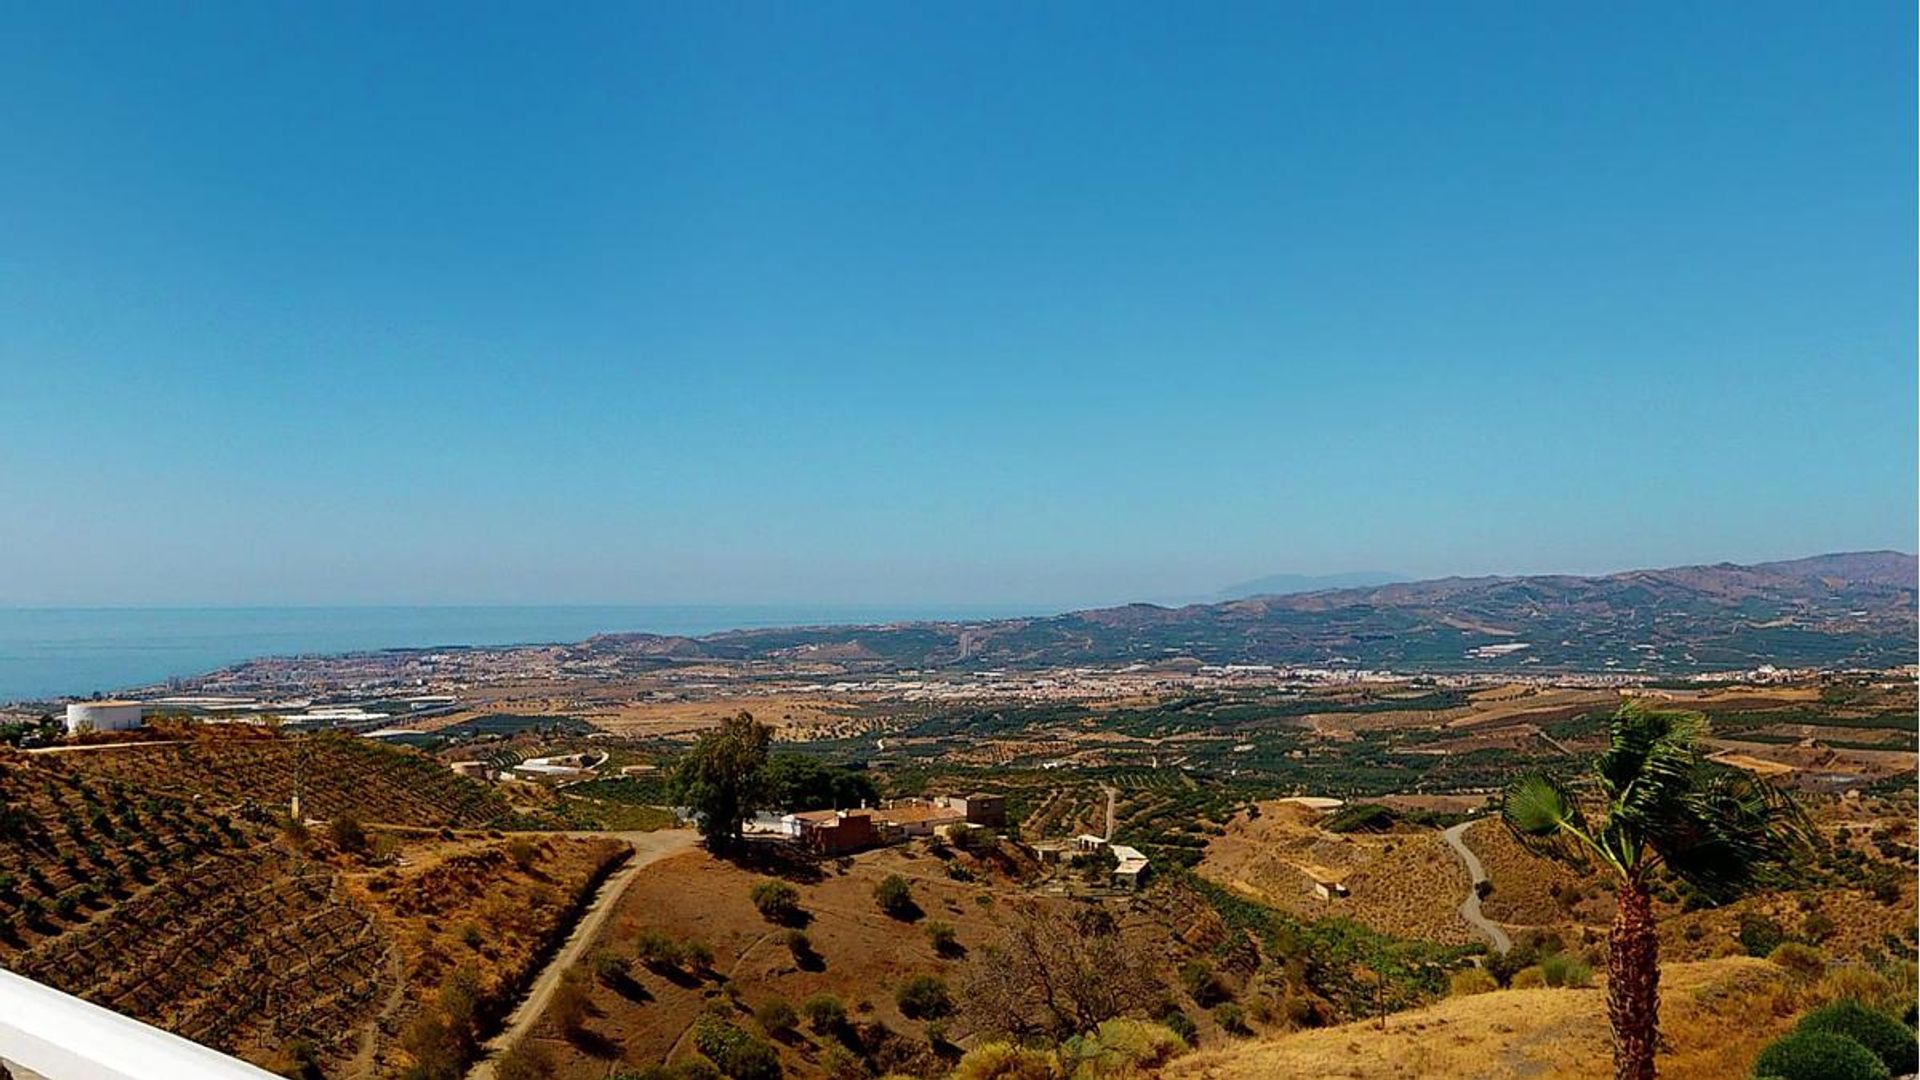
xmin=2 ymin=3 xmax=1913 ymax=609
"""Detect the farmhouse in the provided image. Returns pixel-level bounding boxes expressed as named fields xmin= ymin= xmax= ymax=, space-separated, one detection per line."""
xmin=1110 ymin=844 xmax=1150 ymax=890
xmin=937 ymin=792 xmax=1008 ymax=827
xmin=789 ymin=809 xmax=878 ymax=855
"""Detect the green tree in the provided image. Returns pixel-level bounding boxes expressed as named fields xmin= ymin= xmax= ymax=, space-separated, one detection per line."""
xmin=1500 ymin=703 xmax=1809 ymax=1080
xmin=670 ymin=712 xmax=773 ymax=852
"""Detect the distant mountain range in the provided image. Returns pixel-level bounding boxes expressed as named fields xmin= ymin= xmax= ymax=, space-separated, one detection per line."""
xmin=583 ymin=551 xmax=1917 ymax=674
xmin=1214 ymin=570 xmax=1408 ymax=600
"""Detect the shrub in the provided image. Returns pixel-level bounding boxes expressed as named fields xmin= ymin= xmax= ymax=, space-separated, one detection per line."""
xmin=1160 ymin=1008 xmax=1198 ymax=1044
xmin=592 ymin=949 xmax=632 ymax=986
xmin=1739 ymin=913 xmax=1786 ymax=958
xmin=1767 ymin=942 xmax=1827 ymax=983
xmin=1803 ymin=911 xmax=1837 ymax=943
xmin=328 ymin=814 xmax=368 ymax=854
xmin=874 ymin=875 xmax=915 ymax=918
xmin=692 ymin=1015 xmax=783 ymax=1080
xmin=636 ymin=929 xmax=683 ymax=967
xmin=784 ymin=928 xmax=814 ymax=962
xmin=926 ymin=921 xmax=959 ymax=956
xmin=754 ymin=997 xmax=798 ymax=1035
xmin=1540 ymin=953 xmax=1592 ymax=989
xmin=1751 ymin=1029 xmax=1891 ymax=1080
xmin=506 ymin=837 xmax=540 ymax=870
xmin=750 ymin=880 xmax=802 ymax=924
xmin=896 ymin=974 xmax=953 ymax=1019
xmin=1810 ymin=966 xmax=1901 ymax=1013
xmin=1180 ymin=959 xmax=1226 ymax=1006
xmin=951 ymin=1043 xmax=1059 ymax=1080
xmin=1213 ymin=1002 xmax=1248 ymax=1035
xmin=1510 ymin=966 xmax=1547 ymax=989
xmin=552 ymin=970 xmax=592 ymax=1037
xmin=803 ymin=993 xmax=848 ymax=1031
xmin=1795 ymin=1000 xmax=1918 ymax=1076
xmin=817 ymin=1044 xmax=869 ymax=1080
xmin=1061 ymin=1019 xmax=1188 ymax=1075
xmin=495 ymin=1040 xmax=555 ymax=1080
xmin=1449 ymin=968 xmax=1498 ymax=996
xmin=683 ymin=938 xmax=715 ymax=970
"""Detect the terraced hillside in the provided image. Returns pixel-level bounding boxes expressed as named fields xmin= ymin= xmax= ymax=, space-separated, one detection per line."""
xmin=0 ymin=743 xmax=639 ymax=1077
xmin=0 ymin=748 xmax=390 ymax=1066
xmin=58 ymin=731 xmax=512 ymax=826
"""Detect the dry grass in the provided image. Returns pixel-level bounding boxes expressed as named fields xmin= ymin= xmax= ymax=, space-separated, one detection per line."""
xmin=1199 ymin=803 xmax=1476 ymax=944
xmin=1165 ymin=957 xmax=1801 ymax=1080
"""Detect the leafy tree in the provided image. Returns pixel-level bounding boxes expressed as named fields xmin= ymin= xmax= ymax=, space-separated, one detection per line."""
xmin=874 ymin=874 xmax=916 ymax=918
xmin=763 ymin=755 xmax=877 ymax=812
xmin=897 ymin=974 xmax=953 ymax=1019
xmin=750 ymin=879 xmax=803 ymax=924
xmin=670 ymin=712 xmax=772 ymax=852
xmin=801 ymin=992 xmax=847 ymax=1032
xmin=1501 ymin=703 xmax=1809 ymax=1080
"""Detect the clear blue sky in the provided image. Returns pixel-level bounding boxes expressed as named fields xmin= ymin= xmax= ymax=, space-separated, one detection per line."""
xmin=0 ymin=2 xmax=1912 ymax=608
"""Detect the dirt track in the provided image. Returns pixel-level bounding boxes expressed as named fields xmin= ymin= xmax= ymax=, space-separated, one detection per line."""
xmin=467 ymin=829 xmax=697 ymax=1079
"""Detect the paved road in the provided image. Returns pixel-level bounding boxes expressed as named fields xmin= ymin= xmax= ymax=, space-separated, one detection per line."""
xmin=467 ymin=829 xmax=697 ymax=1079
xmin=1442 ymin=820 xmax=1512 ymax=955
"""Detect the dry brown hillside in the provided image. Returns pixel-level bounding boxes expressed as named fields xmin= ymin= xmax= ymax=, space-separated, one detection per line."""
xmin=1164 ymin=957 xmax=1801 ymax=1080
xmin=1197 ymin=801 xmax=1476 ymax=944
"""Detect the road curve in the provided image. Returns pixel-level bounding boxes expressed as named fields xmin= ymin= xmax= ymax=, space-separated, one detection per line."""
xmin=1442 ymin=820 xmax=1512 ymax=955
xmin=467 ymin=829 xmax=698 ymax=1079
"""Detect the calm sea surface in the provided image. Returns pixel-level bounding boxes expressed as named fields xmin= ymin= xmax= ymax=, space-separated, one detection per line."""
xmin=0 ymin=605 xmax=1036 ymax=705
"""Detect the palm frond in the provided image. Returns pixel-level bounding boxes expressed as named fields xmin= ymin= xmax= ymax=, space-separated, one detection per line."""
xmin=1649 ymin=766 xmax=1813 ymax=901
xmin=1597 ymin=702 xmax=1705 ymax=801
xmin=1500 ymin=773 xmax=1598 ymax=869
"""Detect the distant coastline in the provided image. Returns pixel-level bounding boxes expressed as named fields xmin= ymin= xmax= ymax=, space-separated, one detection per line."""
xmin=0 ymin=604 xmax=1042 ymax=705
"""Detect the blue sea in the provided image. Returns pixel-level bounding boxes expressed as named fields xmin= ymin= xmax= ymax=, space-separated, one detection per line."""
xmin=0 ymin=604 xmax=1037 ymax=705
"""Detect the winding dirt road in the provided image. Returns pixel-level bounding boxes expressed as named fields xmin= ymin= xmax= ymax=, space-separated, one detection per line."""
xmin=467 ymin=829 xmax=697 ymax=1079
xmin=1442 ymin=820 xmax=1512 ymax=955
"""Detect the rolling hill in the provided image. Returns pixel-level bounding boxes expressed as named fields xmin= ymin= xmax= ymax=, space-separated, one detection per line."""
xmin=578 ymin=551 xmax=1916 ymax=674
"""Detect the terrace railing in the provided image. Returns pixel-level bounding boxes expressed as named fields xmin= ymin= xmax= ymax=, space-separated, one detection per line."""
xmin=0 ymin=967 xmax=279 ymax=1080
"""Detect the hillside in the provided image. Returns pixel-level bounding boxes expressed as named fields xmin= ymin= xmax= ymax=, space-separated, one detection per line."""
xmin=570 ymin=551 xmax=1916 ymax=673
xmin=1165 ymin=957 xmax=1799 ymax=1080
xmin=0 ymin=741 xmax=631 ymax=1076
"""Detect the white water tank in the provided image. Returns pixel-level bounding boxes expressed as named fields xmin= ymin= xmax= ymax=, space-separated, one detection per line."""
xmin=65 ymin=701 xmax=146 ymax=734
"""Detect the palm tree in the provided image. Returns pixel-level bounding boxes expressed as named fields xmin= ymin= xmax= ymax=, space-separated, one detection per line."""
xmin=1500 ymin=701 xmax=1810 ymax=1080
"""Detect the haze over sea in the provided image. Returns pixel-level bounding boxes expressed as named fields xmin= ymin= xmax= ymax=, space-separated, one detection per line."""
xmin=0 ymin=605 xmax=1038 ymax=705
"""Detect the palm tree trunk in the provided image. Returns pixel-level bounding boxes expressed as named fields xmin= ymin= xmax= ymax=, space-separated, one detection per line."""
xmin=1608 ymin=880 xmax=1660 ymax=1080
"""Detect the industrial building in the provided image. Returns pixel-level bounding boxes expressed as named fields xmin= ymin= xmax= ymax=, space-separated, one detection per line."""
xmin=64 ymin=701 xmax=145 ymax=734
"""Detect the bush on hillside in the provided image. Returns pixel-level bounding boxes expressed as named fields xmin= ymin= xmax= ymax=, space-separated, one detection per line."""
xmin=750 ymin=880 xmax=803 ymax=925
xmin=1739 ymin=913 xmax=1786 ymax=958
xmin=802 ymin=992 xmax=847 ymax=1032
xmin=1060 ymin=1018 xmax=1189 ymax=1076
xmin=875 ymin=874 xmax=916 ymax=918
xmin=1449 ymin=968 xmax=1498 ymax=996
xmin=896 ymin=974 xmax=953 ymax=1020
xmin=1540 ymin=953 xmax=1592 ymax=988
xmin=1509 ymin=966 xmax=1547 ymax=989
xmin=1751 ymin=1029 xmax=1890 ymax=1080
xmin=926 ymin=921 xmax=960 ymax=956
xmin=1767 ymin=942 xmax=1827 ymax=983
xmin=1794 ymin=1000 xmax=1918 ymax=1076
xmin=754 ymin=997 xmax=798 ymax=1036
xmin=495 ymin=1040 xmax=555 ymax=1080
xmin=692 ymin=1015 xmax=783 ymax=1080
xmin=950 ymin=1043 xmax=1060 ymax=1080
